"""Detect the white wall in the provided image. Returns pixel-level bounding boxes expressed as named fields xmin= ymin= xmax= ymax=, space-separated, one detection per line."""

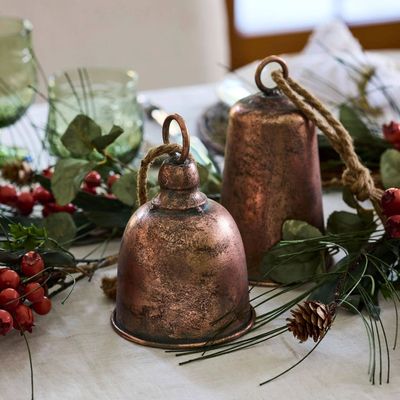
xmin=0 ymin=0 xmax=229 ymax=90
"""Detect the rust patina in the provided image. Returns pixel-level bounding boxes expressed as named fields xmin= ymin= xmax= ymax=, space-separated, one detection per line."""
xmin=221 ymin=56 xmax=324 ymax=285
xmin=112 ymin=114 xmax=255 ymax=349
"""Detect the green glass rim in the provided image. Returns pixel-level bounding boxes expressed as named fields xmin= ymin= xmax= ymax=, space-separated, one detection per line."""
xmin=48 ymin=67 xmax=139 ymax=89
xmin=0 ymin=16 xmax=32 ymax=37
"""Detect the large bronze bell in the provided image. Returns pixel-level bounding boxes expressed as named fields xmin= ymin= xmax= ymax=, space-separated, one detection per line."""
xmin=112 ymin=114 xmax=255 ymax=349
xmin=221 ymin=56 xmax=324 ymax=285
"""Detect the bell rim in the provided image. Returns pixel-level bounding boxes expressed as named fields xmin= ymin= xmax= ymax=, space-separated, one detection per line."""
xmin=110 ymin=307 xmax=256 ymax=350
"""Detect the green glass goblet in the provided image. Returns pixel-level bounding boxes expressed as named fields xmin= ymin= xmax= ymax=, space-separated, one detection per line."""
xmin=0 ymin=16 xmax=37 ymax=127
xmin=46 ymin=68 xmax=143 ymax=163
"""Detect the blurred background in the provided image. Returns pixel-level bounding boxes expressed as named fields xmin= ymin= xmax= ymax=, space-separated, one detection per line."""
xmin=1 ymin=0 xmax=400 ymax=89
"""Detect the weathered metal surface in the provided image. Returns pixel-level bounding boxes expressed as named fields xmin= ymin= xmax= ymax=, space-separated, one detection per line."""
xmin=113 ymin=114 xmax=254 ymax=348
xmin=221 ymin=56 xmax=324 ymax=284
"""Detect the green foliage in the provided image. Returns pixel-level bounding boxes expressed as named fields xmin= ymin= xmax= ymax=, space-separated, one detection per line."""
xmin=261 ymin=220 xmax=325 ymax=284
xmin=339 ymin=104 xmax=370 ymax=140
xmin=0 ymin=222 xmax=76 ymax=266
xmin=2 ymin=223 xmax=48 ymax=251
xmin=327 ymin=189 xmax=376 ymax=253
xmin=197 ymin=163 xmax=222 ymax=198
xmin=44 ymin=212 xmax=77 ymax=247
xmin=319 ymin=104 xmax=388 ymax=172
xmin=327 ymin=210 xmax=375 ymax=252
xmin=61 ymin=114 xmax=102 ymax=157
xmin=111 ymin=171 xmax=137 ymax=206
xmin=51 ymin=158 xmax=96 ymax=205
xmin=380 ymin=148 xmax=400 ymax=188
xmin=282 ymin=219 xmax=322 ymax=240
xmin=91 ymin=125 xmax=124 ymax=152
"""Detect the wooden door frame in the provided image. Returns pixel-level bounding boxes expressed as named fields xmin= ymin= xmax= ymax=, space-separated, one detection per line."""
xmin=226 ymin=0 xmax=400 ymax=69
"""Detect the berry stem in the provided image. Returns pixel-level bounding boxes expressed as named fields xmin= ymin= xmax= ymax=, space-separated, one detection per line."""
xmin=22 ymin=330 xmax=35 ymax=400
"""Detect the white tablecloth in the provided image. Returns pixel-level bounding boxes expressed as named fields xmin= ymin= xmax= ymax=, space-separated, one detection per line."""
xmin=1 ymin=84 xmax=399 ymax=400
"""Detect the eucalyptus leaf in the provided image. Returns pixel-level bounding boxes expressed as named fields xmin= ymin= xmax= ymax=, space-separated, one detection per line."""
xmin=51 ymin=158 xmax=95 ymax=205
xmin=0 ymin=249 xmax=25 ymax=264
xmin=111 ymin=171 xmax=137 ymax=206
xmin=74 ymin=190 xmax=128 ymax=212
xmin=84 ymin=210 xmax=131 ymax=229
xmin=380 ymin=148 xmax=400 ymax=188
xmin=327 ymin=210 xmax=375 ymax=252
xmin=282 ymin=219 xmax=322 ymax=240
xmin=44 ymin=212 xmax=77 ymax=247
xmin=261 ymin=220 xmax=325 ymax=284
xmin=61 ymin=114 xmax=101 ymax=157
xmin=41 ymin=250 xmax=76 ymax=267
xmin=327 ymin=211 xmax=373 ymax=233
xmin=197 ymin=163 xmax=222 ymax=196
xmin=342 ymin=187 xmax=358 ymax=209
xmin=339 ymin=104 xmax=370 ymax=140
xmin=92 ymin=125 xmax=124 ymax=151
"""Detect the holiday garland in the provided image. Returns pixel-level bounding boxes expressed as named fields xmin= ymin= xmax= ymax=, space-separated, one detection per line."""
xmin=1 ymin=57 xmax=400 ymax=398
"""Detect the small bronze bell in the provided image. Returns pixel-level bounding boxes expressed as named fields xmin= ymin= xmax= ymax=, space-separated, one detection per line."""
xmin=112 ymin=114 xmax=255 ymax=349
xmin=221 ymin=56 xmax=324 ymax=285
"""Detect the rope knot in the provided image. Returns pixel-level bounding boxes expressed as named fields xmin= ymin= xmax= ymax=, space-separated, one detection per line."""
xmin=341 ymin=166 xmax=375 ymax=202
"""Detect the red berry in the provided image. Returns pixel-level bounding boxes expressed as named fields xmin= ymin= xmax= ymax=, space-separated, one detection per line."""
xmin=0 ymin=309 xmax=13 ymax=335
xmin=21 ymin=251 xmax=44 ymax=277
xmin=84 ymin=171 xmax=101 ymax=188
xmin=12 ymin=304 xmax=34 ymax=332
xmin=42 ymin=202 xmax=55 ymax=217
xmin=24 ymin=283 xmax=45 ymax=303
xmin=32 ymin=186 xmax=54 ymax=204
xmin=16 ymin=191 xmax=35 ymax=216
xmin=381 ymin=188 xmax=400 ymax=217
xmin=0 ymin=185 xmax=17 ymax=205
xmin=107 ymin=174 xmax=120 ymax=188
xmin=42 ymin=167 xmax=53 ymax=179
xmin=82 ymin=182 xmax=97 ymax=194
xmin=0 ymin=268 xmax=20 ymax=289
xmin=32 ymin=297 xmax=51 ymax=315
xmin=385 ymin=215 xmax=400 ymax=238
xmin=383 ymin=121 xmax=400 ymax=150
xmin=42 ymin=202 xmax=77 ymax=217
xmin=0 ymin=288 xmax=20 ymax=311
xmin=59 ymin=203 xmax=76 ymax=214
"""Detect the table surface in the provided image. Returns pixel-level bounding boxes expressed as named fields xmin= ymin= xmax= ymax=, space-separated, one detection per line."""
xmin=1 ymin=84 xmax=400 ymax=400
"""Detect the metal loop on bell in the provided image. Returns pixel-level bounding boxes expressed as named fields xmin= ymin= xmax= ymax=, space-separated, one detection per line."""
xmin=255 ymin=55 xmax=289 ymax=95
xmin=162 ymin=113 xmax=190 ymax=163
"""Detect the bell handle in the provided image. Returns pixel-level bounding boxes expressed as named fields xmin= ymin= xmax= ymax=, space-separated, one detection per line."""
xmin=255 ymin=55 xmax=289 ymax=95
xmin=162 ymin=113 xmax=190 ymax=163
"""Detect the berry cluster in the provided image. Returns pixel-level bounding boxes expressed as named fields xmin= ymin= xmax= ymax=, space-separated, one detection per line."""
xmin=383 ymin=121 xmax=400 ymax=150
xmin=0 ymin=168 xmax=120 ymax=218
xmin=0 ymin=251 xmax=51 ymax=335
xmin=381 ymin=188 xmax=400 ymax=238
xmin=0 ymin=184 xmax=76 ymax=217
xmin=81 ymin=170 xmax=120 ymax=199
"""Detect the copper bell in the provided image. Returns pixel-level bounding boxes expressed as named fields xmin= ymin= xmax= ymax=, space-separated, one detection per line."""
xmin=112 ymin=114 xmax=255 ymax=349
xmin=221 ymin=56 xmax=324 ymax=285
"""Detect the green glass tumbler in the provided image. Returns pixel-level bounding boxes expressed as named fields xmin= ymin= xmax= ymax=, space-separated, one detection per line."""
xmin=0 ymin=17 xmax=37 ymax=128
xmin=46 ymin=68 xmax=143 ymax=163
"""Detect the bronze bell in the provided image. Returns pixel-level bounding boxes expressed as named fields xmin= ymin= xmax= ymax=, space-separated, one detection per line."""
xmin=221 ymin=56 xmax=324 ymax=285
xmin=112 ymin=114 xmax=255 ymax=349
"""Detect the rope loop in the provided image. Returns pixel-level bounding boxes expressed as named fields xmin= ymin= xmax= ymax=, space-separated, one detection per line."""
xmin=267 ymin=63 xmax=382 ymax=204
xmin=137 ymin=113 xmax=193 ymax=207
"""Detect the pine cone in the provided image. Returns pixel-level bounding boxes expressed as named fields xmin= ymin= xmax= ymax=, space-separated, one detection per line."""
xmin=2 ymin=160 xmax=33 ymax=185
xmin=287 ymin=301 xmax=334 ymax=343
